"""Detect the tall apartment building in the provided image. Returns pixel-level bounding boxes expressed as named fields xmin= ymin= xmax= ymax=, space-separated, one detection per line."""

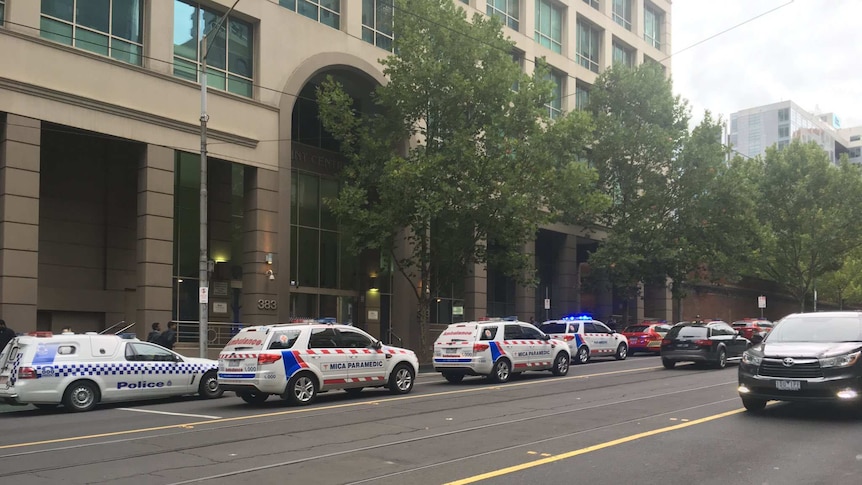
xmin=0 ymin=0 xmax=671 ymax=355
xmin=729 ymin=101 xmax=862 ymax=164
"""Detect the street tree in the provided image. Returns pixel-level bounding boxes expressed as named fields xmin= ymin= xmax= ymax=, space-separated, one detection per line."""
xmin=316 ymin=0 xmax=607 ymax=357
xmin=818 ymin=249 xmax=862 ymax=309
xmin=750 ymin=140 xmax=862 ymax=311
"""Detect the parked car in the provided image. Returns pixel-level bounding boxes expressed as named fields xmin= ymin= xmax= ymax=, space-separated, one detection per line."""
xmin=738 ymin=311 xmax=862 ymax=412
xmin=539 ymin=316 xmax=628 ymax=364
xmin=660 ymin=320 xmax=750 ymax=369
xmin=622 ymin=322 xmax=672 ymax=355
xmin=732 ymin=318 xmax=774 ymax=343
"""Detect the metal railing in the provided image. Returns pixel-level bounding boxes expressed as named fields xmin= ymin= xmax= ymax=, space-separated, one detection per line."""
xmin=173 ymin=320 xmax=245 ymax=348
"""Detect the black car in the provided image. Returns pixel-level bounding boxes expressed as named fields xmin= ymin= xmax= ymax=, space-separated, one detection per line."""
xmin=660 ymin=320 xmax=750 ymax=369
xmin=738 ymin=311 xmax=862 ymax=412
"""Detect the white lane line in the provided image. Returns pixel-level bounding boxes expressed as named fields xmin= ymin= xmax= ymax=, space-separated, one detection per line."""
xmin=116 ymin=408 xmax=221 ymax=419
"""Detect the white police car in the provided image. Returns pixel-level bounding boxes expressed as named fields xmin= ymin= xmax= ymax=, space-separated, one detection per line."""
xmin=0 ymin=332 xmax=222 ymax=412
xmin=217 ymin=322 xmax=419 ymax=405
xmin=432 ymin=319 xmax=570 ymax=383
xmin=538 ymin=315 xmax=629 ymax=364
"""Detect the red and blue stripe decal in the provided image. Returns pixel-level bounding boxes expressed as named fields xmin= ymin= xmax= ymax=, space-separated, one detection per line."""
xmin=489 ymin=342 xmax=505 ymax=361
xmin=281 ymin=350 xmax=309 ymax=376
xmin=574 ymin=334 xmax=585 ymax=348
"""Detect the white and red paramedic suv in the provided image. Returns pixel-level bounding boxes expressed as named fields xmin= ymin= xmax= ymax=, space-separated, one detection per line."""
xmin=218 ymin=322 xmax=418 ymax=405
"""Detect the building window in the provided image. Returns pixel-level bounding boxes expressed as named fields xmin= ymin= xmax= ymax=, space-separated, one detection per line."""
xmin=612 ymin=41 xmax=632 ymax=67
xmin=362 ymin=0 xmax=393 ymax=51
xmin=644 ymin=3 xmax=662 ymax=50
xmin=577 ymin=20 xmax=600 ymax=73
xmin=778 ymin=107 xmax=790 ymax=122
xmin=546 ymin=70 xmax=563 ymax=119
xmin=279 ymin=0 xmax=340 ymax=29
xmin=512 ymin=50 xmax=524 ymax=91
xmin=0 ymin=0 xmax=5 ymax=25
xmin=487 ymin=0 xmax=519 ymax=31
xmin=851 ymin=135 xmax=861 ymax=142
xmin=777 ymin=140 xmax=789 ymax=151
xmin=575 ymin=81 xmax=590 ymax=111
xmin=583 ymin=0 xmax=599 ymax=10
xmin=612 ymin=0 xmax=631 ymax=31
xmin=850 ymin=147 xmax=861 ymax=158
xmin=39 ymin=0 xmax=143 ymax=65
xmin=778 ymin=125 xmax=790 ymax=139
xmin=535 ymin=0 xmax=562 ymax=54
xmin=173 ymin=0 xmax=255 ymax=98
xmin=730 ymin=117 xmax=738 ymax=132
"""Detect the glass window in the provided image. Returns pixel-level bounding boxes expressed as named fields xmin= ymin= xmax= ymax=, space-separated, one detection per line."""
xmin=0 ymin=0 xmax=5 ymax=25
xmin=280 ymin=0 xmax=340 ymax=29
xmin=308 ymin=328 xmax=339 ymax=348
xmin=480 ymin=326 xmax=498 ymax=340
xmin=534 ymin=0 xmax=562 ymax=54
xmin=269 ymin=329 xmax=302 ymax=349
xmin=644 ymin=3 xmax=662 ymax=50
xmin=850 ymin=135 xmax=861 ymax=142
xmin=546 ymin=70 xmax=563 ymax=119
xmin=173 ymin=0 xmax=254 ymax=98
xmin=594 ymin=323 xmax=612 ymax=334
xmin=126 ymin=343 xmax=178 ymax=362
xmin=504 ymin=324 xmax=524 ymax=340
xmin=612 ymin=41 xmax=633 ymax=67
xmin=583 ymin=322 xmax=598 ymax=333
xmin=668 ymin=326 xmax=708 ymax=339
xmin=778 ymin=108 xmax=790 ymax=122
xmin=612 ymin=0 xmax=631 ymax=30
xmin=362 ymin=0 xmax=393 ymax=51
xmin=521 ymin=325 xmax=543 ymax=339
xmin=778 ymin=125 xmax=790 ymax=138
xmin=40 ymin=0 xmax=143 ymax=65
xmin=539 ymin=323 xmax=568 ymax=334
xmin=583 ymin=0 xmax=599 ymax=10
xmin=575 ymin=81 xmax=590 ymax=111
xmin=577 ymin=20 xmax=600 ymax=73
xmin=487 ymin=0 xmax=519 ymax=31
xmin=337 ymin=329 xmax=374 ymax=348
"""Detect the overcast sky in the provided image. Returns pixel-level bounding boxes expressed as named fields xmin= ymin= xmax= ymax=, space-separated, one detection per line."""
xmin=671 ymin=0 xmax=862 ymax=129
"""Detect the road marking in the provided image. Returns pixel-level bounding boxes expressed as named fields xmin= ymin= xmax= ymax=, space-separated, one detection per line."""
xmin=116 ymin=408 xmax=221 ymax=420
xmin=0 ymin=364 xmax=664 ymax=451
xmin=443 ymin=408 xmax=745 ymax=485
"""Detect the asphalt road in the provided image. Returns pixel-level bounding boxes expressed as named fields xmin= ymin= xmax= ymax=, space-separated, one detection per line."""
xmin=1 ymin=355 xmax=861 ymax=484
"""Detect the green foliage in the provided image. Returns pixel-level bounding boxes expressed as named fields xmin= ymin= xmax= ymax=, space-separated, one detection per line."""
xmin=818 ymin=248 xmax=862 ymax=308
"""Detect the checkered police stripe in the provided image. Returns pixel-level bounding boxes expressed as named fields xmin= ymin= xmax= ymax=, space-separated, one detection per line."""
xmin=35 ymin=362 xmax=216 ymax=378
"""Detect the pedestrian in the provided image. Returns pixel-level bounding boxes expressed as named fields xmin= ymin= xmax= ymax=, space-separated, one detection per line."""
xmin=147 ymin=322 xmax=162 ymax=343
xmin=158 ymin=321 xmax=177 ymax=350
xmin=529 ymin=316 xmax=536 ymax=325
xmin=0 ymin=319 xmax=16 ymax=352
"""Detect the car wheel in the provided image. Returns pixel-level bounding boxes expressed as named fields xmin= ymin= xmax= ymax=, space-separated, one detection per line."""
xmin=238 ymin=391 xmax=269 ymax=404
xmin=344 ymin=387 xmax=364 ymax=396
xmin=442 ymin=372 xmax=464 ymax=384
xmin=715 ymin=348 xmax=727 ymax=369
xmin=662 ymin=358 xmax=676 ymax=369
xmin=283 ymin=372 xmax=318 ymax=405
xmin=489 ymin=358 xmax=511 ymax=383
xmin=615 ymin=343 xmax=628 ymax=360
xmin=389 ymin=363 xmax=415 ymax=394
xmin=552 ymin=352 xmax=570 ymax=376
xmin=62 ymin=381 xmax=100 ymax=413
xmin=742 ymin=397 xmax=767 ymax=413
xmin=33 ymin=403 xmax=60 ymax=410
xmin=198 ymin=371 xmax=223 ymax=399
xmin=575 ymin=346 xmax=590 ymax=365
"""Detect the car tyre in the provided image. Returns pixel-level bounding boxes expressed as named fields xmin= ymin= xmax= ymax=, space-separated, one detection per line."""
xmin=442 ymin=372 xmax=464 ymax=384
xmin=62 ymin=381 xmax=99 ymax=413
xmin=575 ymin=346 xmax=590 ymax=365
xmin=389 ymin=363 xmax=415 ymax=394
xmin=489 ymin=358 xmax=511 ymax=383
xmin=714 ymin=348 xmax=727 ymax=369
xmin=33 ymin=403 xmax=60 ymax=410
xmin=662 ymin=358 xmax=676 ymax=369
xmin=742 ymin=397 xmax=767 ymax=413
xmin=238 ymin=391 xmax=269 ymax=404
xmin=614 ymin=343 xmax=628 ymax=360
xmin=198 ymin=371 xmax=224 ymax=399
xmin=552 ymin=352 xmax=570 ymax=376
xmin=283 ymin=372 xmax=318 ymax=406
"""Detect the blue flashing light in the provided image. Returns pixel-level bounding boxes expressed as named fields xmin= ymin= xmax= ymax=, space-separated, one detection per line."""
xmin=502 ymin=316 xmax=518 ymax=321
xmin=562 ymin=314 xmax=593 ymax=321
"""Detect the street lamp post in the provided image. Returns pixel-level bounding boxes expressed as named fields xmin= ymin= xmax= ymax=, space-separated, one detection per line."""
xmin=199 ymin=0 xmax=240 ymax=358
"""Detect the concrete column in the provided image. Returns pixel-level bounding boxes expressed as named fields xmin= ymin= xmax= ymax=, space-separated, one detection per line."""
xmin=644 ymin=278 xmax=673 ymax=322
xmin=515 ymin=239 xmax=536 ymax=321
xmin=464 ymin=261 xmax=487 ymax=321
xmin=242 ymin=167 xmax=278 ymax=325
xmin=0 ymin=114 xmax=41 ymax=332
xmin=558 ymin=234 xmax=579 ymax=316
xmin=136 ymin=145 xmax=174 ymax=337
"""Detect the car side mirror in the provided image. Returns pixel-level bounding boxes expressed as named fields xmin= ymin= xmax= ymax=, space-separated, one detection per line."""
xmin=373 ymin=340 xmax=383 ymax=350
xmin=541 ymin=334 xmax=551 ymax=341
xmin=174 ymin=354 xmax=183 ymax=362
xmin=750 ymin=334 xmax=764 ymax=345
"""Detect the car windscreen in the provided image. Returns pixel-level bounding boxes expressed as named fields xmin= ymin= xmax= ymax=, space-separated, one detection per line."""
xmin=731 ymin=321 xmax=750 ymax=327
xmin=667 ymin=326 xmax=708 ymax=339
xmin=624 ymin=325 xmax=650 ymax=333
xmin=655 ymin=325 xmax=672 ymax=334
xmin=766 ymin=315 xmax=862 ymax=343
xmin=539 ymin=323 xmax=569 ymax=334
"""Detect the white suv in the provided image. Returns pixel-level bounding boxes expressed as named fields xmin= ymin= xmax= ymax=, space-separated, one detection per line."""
xmin=218 ymin=323 xmax=418 ymax=405
xmin=539 ymin=316 xmax=628 ymax=364
xmin=432 ymin=319 xmax=570 ymax=383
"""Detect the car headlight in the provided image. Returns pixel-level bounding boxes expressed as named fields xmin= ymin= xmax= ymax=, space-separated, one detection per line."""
xmin=741 ymin=351 xmax=762 ymax=366
xmin=819 ymin=351 xmax=861 ymax=368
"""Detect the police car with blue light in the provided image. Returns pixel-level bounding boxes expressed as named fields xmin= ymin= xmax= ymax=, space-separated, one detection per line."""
xmin=432 ymin=317 xmax=570 ymax=383
xmin=0 ymin=331 xmax=222 ymax=412
xmin=539 ymin=315 xmax=629 ymax=364
xmin=217 ymin=321 xmax=419 ymax=405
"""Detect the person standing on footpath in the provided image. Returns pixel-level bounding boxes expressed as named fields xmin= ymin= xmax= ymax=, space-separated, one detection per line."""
xmin=0 ymin=320 xmax=16 ymax=352
xmin=147 ymin=322 xmax=162 ymax=343
xmin=159 ymin=321 xmax=177 ymax=350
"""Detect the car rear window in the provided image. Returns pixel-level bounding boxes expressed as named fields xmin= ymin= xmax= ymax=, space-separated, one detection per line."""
xmin=223 ymin=331 xmax=267 ymax=351
xmin=667 ymin=326 xmax=708 ymax=339
xmin=539 ymin=323 xmax=571 ymax=334
xmin=437 ymin=325 xmax=479 ymax=342
xmin=268 ymin=329 xmax=302 ymax=349
xmin=624 ymin=325 xmax=650 ymax=333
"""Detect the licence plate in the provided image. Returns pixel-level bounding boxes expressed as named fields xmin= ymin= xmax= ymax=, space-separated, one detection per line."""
xmin=775 ymin=380 xmax=801 ymax=391
xmin=629 ymin=338 xmax=637 ymax=343
xmin=228 ymin=360 xmax=241 ymax=366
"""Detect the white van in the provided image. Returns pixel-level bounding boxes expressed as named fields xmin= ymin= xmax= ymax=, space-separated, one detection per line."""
xmin=0 ymin=332 xmax=222 ymax=412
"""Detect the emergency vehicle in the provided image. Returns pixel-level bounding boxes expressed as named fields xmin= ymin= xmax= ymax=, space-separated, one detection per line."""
xmin=0 ymin=332 xmax=222 ymax=412
xmin=217 ymin=322 xmax=419 ymax=405
xmin=432 ymin=319 xmax=570 ymax=383
xmin=539 ymin=315 xmax=629 ymax=364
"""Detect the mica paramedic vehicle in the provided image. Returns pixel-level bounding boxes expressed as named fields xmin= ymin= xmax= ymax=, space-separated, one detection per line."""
xmin=432 ymin=318 xmax=570 ymax=383
xmin=217 ymin=322 xmax=419 ymax=405
xmin=0 ymin=332 xmax=222 ymax=412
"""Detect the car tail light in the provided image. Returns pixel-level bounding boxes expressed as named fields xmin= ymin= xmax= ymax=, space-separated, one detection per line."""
xmin=18 ymin=367 xmax=37 ymax=379
xmin=695 ymin=339 xmax=712 ymax=347
xmin=257 ymin=353 xmax=282 ymax=365
xmin=661 ymin=339 xmax=672 ymax=346
xmin=473 ymin=343 xmax=490 ymax=352
xmin=563 ymin=335 xmax=575 ymax=341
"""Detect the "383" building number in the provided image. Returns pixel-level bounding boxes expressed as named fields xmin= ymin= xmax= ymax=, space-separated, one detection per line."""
xmin=257 ymin=299 xmax=278 ymax=311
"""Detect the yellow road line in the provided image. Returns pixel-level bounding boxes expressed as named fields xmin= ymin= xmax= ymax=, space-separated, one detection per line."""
xmin=444 ymin=408 xmax=745 ymax=485
xmin=0 ymin=365 xmax=661 ymax=450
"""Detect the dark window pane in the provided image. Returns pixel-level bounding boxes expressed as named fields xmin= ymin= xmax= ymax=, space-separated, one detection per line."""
xmin=319 ymin=230 xmax=338 ymax=288
xmin=339 ymin=234 xmax=358 ymax=290
xmin=112 ymin=0 xmax=142 ymax=42
xmin=41 ymin=17 xmax=73 ymax=45
xmin=76 ymin=28 xmax=109 ymax=55
xmin=319 ymin=178 xmax=338 ymax=230
xmin=298 ymin=227 xmax=319 ymax=286
xmin=112 ymin=38 xmax=142 ymax=65
xmin=42 ymin=0 xmax=74 ymax=22
xmin=76 ymin=0 xmax=110 ymax=32
xmin=228 ymin=18 xmax=253 ymax=77
xmin=201 ymin=8 xmax=227 ymax=69
xmin=297 ymin=173 xmax=319 ymax=227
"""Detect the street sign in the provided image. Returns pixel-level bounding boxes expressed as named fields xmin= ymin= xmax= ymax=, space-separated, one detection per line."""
xmin=199 ymin=287 xmax=209 ymax=304
xmin=758 ymin=296 xmax=766 ymax=309
xmin=544 ymin=298 xmax=551 ymax=310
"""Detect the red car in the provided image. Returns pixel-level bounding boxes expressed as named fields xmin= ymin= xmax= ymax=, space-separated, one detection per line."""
xmin=731 ymin=318 xmax=773 ymax=341
xmin=622 ymin=322 xmax=672 ymax=355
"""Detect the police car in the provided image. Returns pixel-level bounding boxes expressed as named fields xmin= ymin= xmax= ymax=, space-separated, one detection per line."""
xmin=539 ymin=315 xmax=629 ymax=364
xmin=0 ymin=332 xmax=222 ymax=412
xmin=217 ymin=322 xmax=419 ymax=405
xmin=432 ymin=319 xmax=570 ymax=383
